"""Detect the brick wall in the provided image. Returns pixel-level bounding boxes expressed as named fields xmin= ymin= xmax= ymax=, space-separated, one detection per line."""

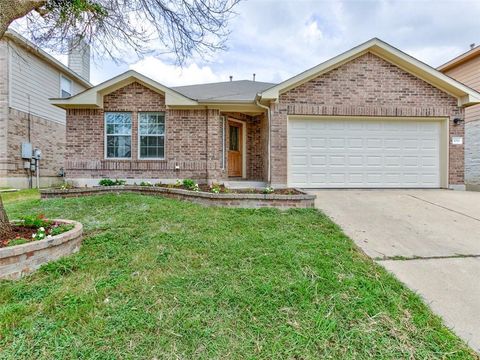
xmin=66 ymin=82 xmax=226 ymax=183
xmin=7 ymin=108 xmax=66 ymax=187
xmin=270 ymin=52 xmax=464 ymax=187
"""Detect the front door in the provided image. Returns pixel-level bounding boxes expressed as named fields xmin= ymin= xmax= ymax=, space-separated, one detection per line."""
xmin=228 ymin=121 xmax=243 ymax=177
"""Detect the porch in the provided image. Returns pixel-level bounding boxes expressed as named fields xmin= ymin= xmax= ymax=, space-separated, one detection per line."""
xmin=220 ymin=111 xmax=269 ymax=184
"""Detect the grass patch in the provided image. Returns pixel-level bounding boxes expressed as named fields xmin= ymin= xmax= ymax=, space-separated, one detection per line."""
xmin=0 ymin=194 xmax=476 ymax=359
xmin=1 ymin=189 xmax=40 ymax=204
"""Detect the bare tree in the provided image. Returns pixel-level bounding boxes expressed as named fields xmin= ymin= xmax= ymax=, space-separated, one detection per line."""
xmin=0 ymin=0 xmax=240 ymax=237
xmin=0 ymin=0 xmax=240 ymax=63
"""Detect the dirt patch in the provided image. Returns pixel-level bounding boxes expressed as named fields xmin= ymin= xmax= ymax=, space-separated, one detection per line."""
xmin=0 ymin=226 xmax=37 ymax=248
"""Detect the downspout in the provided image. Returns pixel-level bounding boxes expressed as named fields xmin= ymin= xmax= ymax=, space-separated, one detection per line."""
xmin=205 ymin=106 xmax=209 ymax=182
xmin=255 ymin=97 xmax=271 ymax=183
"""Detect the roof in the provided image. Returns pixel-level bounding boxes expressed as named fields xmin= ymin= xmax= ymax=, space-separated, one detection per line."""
xmin=437 ymin=45 xmax=480 ymax=72
xmin=3 ymin=30 xmax=92 ymax=88
xmin=172 ymin=80 xmax=275 ymax=102
xmin=259 ymin=38 xmax=480 ymax=107
xmin=51 ymin=70 xmax=197 ymax=108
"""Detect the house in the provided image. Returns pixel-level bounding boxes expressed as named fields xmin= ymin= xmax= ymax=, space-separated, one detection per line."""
xmin=0 ymin=30 xmax=91 ymax=189
xmin=438 ymin=45 xmax=480 ymax=191
xmin=52 ymin=38 xmax=480 ymax=189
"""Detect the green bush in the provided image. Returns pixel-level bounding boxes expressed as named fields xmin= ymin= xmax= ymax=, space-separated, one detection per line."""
xmin=140 ymin=181 xmax=153 ymax=187
xmin=99 ymin=178 xmax=126 ymax=186
xmin=21 ymin=214 xmax=51 ymax=228
xmin=182 ymin=179 xmax=196 ymax=190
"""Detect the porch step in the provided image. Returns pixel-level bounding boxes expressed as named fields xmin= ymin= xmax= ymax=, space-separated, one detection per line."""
xmin=224 ymin=181 xmax=267 ymax=190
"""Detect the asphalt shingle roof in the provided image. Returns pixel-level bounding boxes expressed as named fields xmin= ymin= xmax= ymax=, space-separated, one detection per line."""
xmin=172 ymin=80 xmax=276 ymax=102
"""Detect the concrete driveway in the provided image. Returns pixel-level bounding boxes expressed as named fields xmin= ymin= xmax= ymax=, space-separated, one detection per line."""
xmin=310 ymin=189 xmax=480 ymax=352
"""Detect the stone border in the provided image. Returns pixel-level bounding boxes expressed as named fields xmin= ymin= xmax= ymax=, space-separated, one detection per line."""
xmin=0 ymin=220 xmax=83 ymax=280
xmin=41 ymin=186 xmax=316 ymax=209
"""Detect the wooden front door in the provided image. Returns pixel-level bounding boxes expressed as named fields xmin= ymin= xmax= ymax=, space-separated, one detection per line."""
xmin=228 ymin=121 xmax=243 ymax=177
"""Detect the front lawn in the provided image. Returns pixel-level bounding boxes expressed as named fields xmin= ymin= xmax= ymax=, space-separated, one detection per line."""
xmin=0 ymin=194 xmax=475 ymax=359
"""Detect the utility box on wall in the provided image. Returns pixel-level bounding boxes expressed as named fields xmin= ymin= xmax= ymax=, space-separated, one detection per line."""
xmin=21 ymin=143 xmax=32 ymax=159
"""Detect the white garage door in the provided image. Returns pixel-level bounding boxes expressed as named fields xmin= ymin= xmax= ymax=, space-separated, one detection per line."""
xmin=288 ymin=117 xmax=442 ymax=188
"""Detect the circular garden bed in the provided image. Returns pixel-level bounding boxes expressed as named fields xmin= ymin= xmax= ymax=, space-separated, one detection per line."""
xmin=0 ymin=218 xmax=83 ymax=280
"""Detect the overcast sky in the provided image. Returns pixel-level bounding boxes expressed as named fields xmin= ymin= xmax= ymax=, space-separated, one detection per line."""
xmin=74 ymin=0 xmax=480 ymax=86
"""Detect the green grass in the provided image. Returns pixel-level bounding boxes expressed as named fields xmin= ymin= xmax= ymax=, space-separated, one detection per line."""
xmin=1 ymin=189 xmax=40 ymax=204
xmin=0 ymin=194 xmax=476 ymax=359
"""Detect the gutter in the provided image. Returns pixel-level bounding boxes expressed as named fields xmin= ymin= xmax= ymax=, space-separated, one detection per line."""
xmin=255 ymin=96 xmax=272 ymax=183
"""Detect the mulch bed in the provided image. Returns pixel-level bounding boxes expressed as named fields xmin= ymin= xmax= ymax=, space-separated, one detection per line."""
xmin=153 ymin=184 xmax=303 ymax=195
xmin=0 ymin=226 xmax=38 ymax=248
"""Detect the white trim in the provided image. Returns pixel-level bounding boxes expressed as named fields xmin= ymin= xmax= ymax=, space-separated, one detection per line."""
xmin=104 ymin=112 xmax=132 ymax=160
xmin=51 ymin=70 xmax=198 ymax=109
xmin=227 ymin=117 xmax=247 ymax=179
xmin=137 ymin=112 xmax=166 ymax=160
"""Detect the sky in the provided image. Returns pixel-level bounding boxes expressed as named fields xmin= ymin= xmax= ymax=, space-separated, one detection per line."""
xmin=48 ymin=0 xmax=480 ymax=86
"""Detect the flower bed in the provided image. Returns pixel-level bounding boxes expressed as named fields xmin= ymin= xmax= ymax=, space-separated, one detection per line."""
xmin=0 ymin=219 xmax=83 ymax=280
xmin=41 ymin=185 xmax=316 ymax=209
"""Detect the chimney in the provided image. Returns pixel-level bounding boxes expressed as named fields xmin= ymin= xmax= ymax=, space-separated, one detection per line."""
xmin=470 ymin=43 xmax=476 ymax=50
xmin=229 ymin=75 xmax=233 ymax=82
xmin=68 ymin=36 xmax=90 ymax=82
xmin=253 ymin=73 xmax=256 ymax=82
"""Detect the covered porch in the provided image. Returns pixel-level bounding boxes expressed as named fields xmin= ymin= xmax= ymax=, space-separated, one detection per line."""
xmin=220 ymin=111 xmax=269 ymax=186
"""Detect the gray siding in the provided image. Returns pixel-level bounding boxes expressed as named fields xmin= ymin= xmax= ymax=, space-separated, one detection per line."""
xmin=7 ymin=40 xmax=87 ymax=124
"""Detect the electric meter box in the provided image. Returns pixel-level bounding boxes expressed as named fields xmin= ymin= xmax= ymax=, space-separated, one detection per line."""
xmin=21 ymin=143 xmax=32 ymax=159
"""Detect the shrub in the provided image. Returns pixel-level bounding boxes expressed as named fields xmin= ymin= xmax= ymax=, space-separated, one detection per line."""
xmin=99 ymin=178 xmax=126 ymax=186
xmin=263 ymin=186 xmax=275 ymax=194
xmin=140 ymin=181 xmax=153 ymax=187
xmin=21 ymin=214 xmax=51 ymax=228
xmin=210 ymin=184 xmax=221 ymax=194
xmin=182 ymin=179 xmax=196 ymax=190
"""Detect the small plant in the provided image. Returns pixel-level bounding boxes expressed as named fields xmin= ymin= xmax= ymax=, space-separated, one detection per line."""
xmin=182 ymin=179 xmax=196 ymax=190
xmin=263 ymin=186 xmax=275 ymax=194
xmin=140 ymin=181 xmax=153 ymax=187
xmin=175 ymin=179 xmax=182 ymax=187
xmin=99 ymin=178 xmax=126 ymax=186
xmin=210 ymin=183 xmax=221 ymax=194
xmin=59 ymin=181 xmax=74 ymax=190
xmin=49 ymin=223 xmax=74 ymax=236
xmin=7 ymin=238 xmax=29 ymax=247
xmin=21 ymin=214 xmax=51 ymax=228
xmin=99 ymin=178 xmax=115 ymax=186
xmin=32 ymin=226 xmax=48 ymax=241
xmin=154 ymin=182 xmax=163 ymax=187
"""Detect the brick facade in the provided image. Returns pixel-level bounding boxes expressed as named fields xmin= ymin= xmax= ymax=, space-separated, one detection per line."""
xmin=66 ymin=82 xmax=230 ymax=184
xmin=6 ymin=109 xmax=66 ymax=187
xmin=270 ymin=52 xmax=464 ymax=187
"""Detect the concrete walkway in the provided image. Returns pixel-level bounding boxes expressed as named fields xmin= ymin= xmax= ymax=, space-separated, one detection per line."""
xmin=310 ymin=189 xmax=480 ymax=352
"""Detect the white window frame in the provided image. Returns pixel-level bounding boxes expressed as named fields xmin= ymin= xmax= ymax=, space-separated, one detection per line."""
xmin=138 ymin=112 xmax=166 ymax=160
xmin=104 ymin=112 xmax=132 ymax=160
xmin=60 ymin=75 xmax=72 ymax=98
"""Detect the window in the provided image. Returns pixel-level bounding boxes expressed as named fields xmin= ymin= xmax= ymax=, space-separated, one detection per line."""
xmin=229 ymin=125 xmax=239 ymax=151
xmin=105 ymin=112 xmax=132 ymax=158
xmin=60 ymin=76 xmax=72 ymax=98
xmin=138 ymin=112 xmax=165 ymax=159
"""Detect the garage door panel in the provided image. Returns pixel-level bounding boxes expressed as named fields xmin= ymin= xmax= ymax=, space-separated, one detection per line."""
xmin=288 ymin=118 xmax=441 ymax=188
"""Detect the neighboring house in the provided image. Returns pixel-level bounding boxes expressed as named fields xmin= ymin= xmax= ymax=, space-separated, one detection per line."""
xmin=52 ymin=38 xmax=480 ymax=189
xmin=0 ymin=30 xmax=91 ymax=189
xmin=438 ymin=45 xmax=480 ymax=191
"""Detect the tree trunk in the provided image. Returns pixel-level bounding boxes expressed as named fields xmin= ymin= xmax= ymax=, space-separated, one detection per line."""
xmin=0 ymin=195 xmax=12 ymax=239
xmin=0 ymin=0 xmax=47 ymax=39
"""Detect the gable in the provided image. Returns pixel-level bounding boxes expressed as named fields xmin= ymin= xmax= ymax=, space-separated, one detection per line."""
xmin=280 ymin=52 xmax=457 ymax=107
xmin=260 ymin=38 xmax=480 ymax=107
xmin=104 ymin=82 xmax=165 ymax=110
